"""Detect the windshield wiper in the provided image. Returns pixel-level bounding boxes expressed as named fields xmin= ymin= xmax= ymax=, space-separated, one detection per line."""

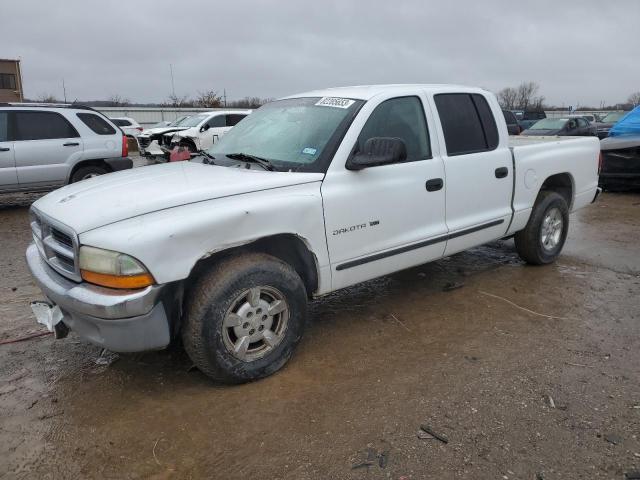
xmin=226 ymin=153 xmax=275 ymax=171
xmin=199 ymin=151 xmax=217 ymax=164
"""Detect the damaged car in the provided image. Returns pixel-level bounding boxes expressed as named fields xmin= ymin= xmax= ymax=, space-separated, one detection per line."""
xmin=599 ymin=135 xmax=640 ymax=190
xmin=165 ymin=110 xmax=252 ymax=153
xmin=136 ymin=115 xmax=192 ymax=157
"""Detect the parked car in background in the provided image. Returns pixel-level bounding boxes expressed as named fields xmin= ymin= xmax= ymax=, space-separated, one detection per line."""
xmin=137 ymin=115 xmax=194 ymax=157
xmin=521 ymin=117 xmax=596 ymax=137
xmin=502 ymin=110 xmax=521 ymax=135
xmin=599 ymin=135 xmax=640 ymax=190
xmin=0 ymin=103 xmax=131 ymax=192
xmin=518 ymin=110 xmax=546 ymax=130
xmin=109 ymin=117 xmax=143 ymax=137
xmin=577 ymin=113 xmax=597 ymax=124
xmin=166 ymin=110 xmax=252 ymax=152
xmin=595 ymin=111 xmax=629 ymax=139
xmin=25 ymin=85 xmax=600 ymax=383
xmin=567 ymin=115 xmax=597 ymax=135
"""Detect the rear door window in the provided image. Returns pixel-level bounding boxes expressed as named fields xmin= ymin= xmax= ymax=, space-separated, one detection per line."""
xmin=0 ymin=112 xmax=8 ymax=142
xmin=77 ymin=113 xmax=117 ymax=135
xmin=434 ymin=93 xmax=499 ymax=156
xmin=357 ymin=96 xmax=431 ymax=162
xmin=14 ymin=111 xmax=79 ymax=141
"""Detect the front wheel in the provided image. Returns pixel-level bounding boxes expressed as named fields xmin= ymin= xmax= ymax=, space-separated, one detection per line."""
xmin=182 ymin=253 xmax=308 ymax=383
xmin=514 ymin=191 xmax=569 ymax=265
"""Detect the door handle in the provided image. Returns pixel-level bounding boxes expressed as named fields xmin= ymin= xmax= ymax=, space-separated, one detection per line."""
xmin=63 ymin=142 xmax=80 ymax=147
xmin=0 ymin=147 xmax=10 ymax=152
xmin=495 ymin=167 xmax=509 ymax=179
xmin=425 ymin=178 xmax=443 ymax=192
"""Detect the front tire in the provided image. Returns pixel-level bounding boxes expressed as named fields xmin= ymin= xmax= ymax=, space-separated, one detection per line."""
xmin=182 ymin=253 xmax=308 ymax=383
xmin=515 ymin=191 xmax=569 ymax=265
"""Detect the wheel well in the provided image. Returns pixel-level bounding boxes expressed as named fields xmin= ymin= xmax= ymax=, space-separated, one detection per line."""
xmin=540 ymin=173 xmax=573 ymax=209
xmin=69 ymin=160 xmax=111 ymax=181
xmin=179 ymin=138 xmax=197 ymax=151
xmin=188 ymin=234 xmax=319 ymax=298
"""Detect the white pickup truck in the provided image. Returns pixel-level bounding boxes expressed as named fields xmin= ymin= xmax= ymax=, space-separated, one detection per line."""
xmin=26 ymin=85 xmax=600 ymax=383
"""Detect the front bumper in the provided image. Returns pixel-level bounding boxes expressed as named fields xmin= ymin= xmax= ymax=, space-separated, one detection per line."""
xmin=26 ymin=243 xmax=170 ymax=352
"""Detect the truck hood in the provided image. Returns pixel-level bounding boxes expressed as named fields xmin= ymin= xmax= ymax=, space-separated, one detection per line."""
xmin=33 ymin=162 xmax=324 ymax=233
xmin=170 ymin=127 xmax=198 ymax=139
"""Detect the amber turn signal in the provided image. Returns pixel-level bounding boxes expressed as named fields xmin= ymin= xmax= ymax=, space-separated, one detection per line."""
xmin=80 ymin=270 xmax=155 ymax=289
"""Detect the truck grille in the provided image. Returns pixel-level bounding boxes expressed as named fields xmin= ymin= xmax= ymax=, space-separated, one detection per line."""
xmin=30 ymin=208 xmax=81 ymax=282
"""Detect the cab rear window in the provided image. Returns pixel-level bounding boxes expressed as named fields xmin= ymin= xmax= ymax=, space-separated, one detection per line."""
xmin=77 ymin=113 xmax=117 ymax=135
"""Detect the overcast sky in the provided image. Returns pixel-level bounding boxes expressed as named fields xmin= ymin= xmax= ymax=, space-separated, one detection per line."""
xmin=2 ymin=0 xmax=638 ymax=107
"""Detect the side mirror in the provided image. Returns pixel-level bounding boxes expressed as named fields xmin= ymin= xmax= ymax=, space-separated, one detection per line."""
xmin=346 ymin=137 xmax=407 ymax=171
xmin=200 ymin=124 xmax=210 ymax=133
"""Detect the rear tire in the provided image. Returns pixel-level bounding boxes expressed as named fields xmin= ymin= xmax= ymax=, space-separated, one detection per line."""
xmin=515 ymin=191 xmax=569 ymax=265
xmin=182 ymin=253 xmax=308 ymax=383
xmin=70 ymin=165 xmax=108 ymax=183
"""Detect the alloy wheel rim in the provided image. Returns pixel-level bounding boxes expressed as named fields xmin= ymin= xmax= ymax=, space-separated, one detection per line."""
xmin=221 ymin=286 xmax=289 ymax=361
xmin=541 ymin=207 xmax=563 ymax=251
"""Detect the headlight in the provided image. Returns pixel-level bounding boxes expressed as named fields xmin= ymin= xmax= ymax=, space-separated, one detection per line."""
xmin=79 ymin=246 xmax=155 ymax=289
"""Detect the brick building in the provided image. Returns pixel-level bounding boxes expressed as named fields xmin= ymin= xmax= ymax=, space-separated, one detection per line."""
xmin=0 ymin=59 xmax=24 ymax=102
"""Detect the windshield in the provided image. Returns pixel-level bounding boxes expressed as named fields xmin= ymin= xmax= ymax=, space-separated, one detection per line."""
xmin=529 ymin=118 xmax=567 ymax=130
xmin=170 ymin=116 xmax=191 ymax=126
xmin=601 ymin=112 xmax=625 ymax=123
xmin=206 ymin=97 xmax=363 ymax=173
xmin=179 ymin=114 xmax=209 ymax=128
xmin=149 ymin=121 xmax=170 ymax=128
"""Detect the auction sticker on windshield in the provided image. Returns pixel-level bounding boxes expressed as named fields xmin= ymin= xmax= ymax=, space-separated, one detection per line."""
xmin=315 ymin=97 xmax=356 ymax=109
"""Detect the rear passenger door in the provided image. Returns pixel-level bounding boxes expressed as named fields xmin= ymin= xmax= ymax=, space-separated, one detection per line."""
xmin=431 ymin=93 xmax=512 ymax=256
xmin=12 ymin=111 xmax=84 ymax=187
xmin=0 ymin=111 xmax=18 ymax=189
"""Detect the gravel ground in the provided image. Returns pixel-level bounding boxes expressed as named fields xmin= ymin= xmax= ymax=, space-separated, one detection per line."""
xmin=0 ymin=188 xmax=639 ymax=479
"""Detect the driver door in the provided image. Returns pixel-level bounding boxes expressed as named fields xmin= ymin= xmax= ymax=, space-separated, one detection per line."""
xmin=200 ymin=114 xmax=226 ymax=149
xmin=321 ymin=95 xmax=448 ymax=291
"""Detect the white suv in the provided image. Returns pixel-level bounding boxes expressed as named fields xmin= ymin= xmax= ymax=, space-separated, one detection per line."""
xmin=109 ymin=117 xmax=143 ymax=137
xmin=165 ymin=110 xmax=251 ymax=152
xmin=0 ymin=104 xmax=132 ymax=193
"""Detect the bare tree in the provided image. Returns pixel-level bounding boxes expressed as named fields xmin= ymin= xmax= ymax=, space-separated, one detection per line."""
xmin=228 ymin=97 xmax=273 ymax=108
xmin=195 ymin=90 xmax=222 ymax=108
xmin=497 ymin=87 xmax=517 ymax=110
xmin=36 ymin=93 xmax=59 ymax=103
xmin=107 ymin=94 xmax=130 ymax=107
xmin=497 ymin=82 xmax=545 ymax=111
xmin=628 ymin=92 xmax=640 ymax=106
xmin=164 ymin=93 xmax=194 ymax=108
xmin=515 ymin=82 xmax=540 ymax=111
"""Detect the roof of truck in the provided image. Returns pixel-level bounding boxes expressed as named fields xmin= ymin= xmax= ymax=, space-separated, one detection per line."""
xmin=285 ymin=84 xmax=488 ymax=101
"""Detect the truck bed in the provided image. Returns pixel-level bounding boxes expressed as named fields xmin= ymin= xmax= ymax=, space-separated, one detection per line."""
xmin=506 ymin=134 xmax=600 ymax=235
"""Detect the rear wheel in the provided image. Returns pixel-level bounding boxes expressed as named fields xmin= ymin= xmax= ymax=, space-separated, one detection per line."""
xmin=182 ymin=253 xmax=308 ymax=383
xmin=515 ymin=191 xmax=569 ymax=265
xmin=70 ymin=165 xmax=109 ymax=183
